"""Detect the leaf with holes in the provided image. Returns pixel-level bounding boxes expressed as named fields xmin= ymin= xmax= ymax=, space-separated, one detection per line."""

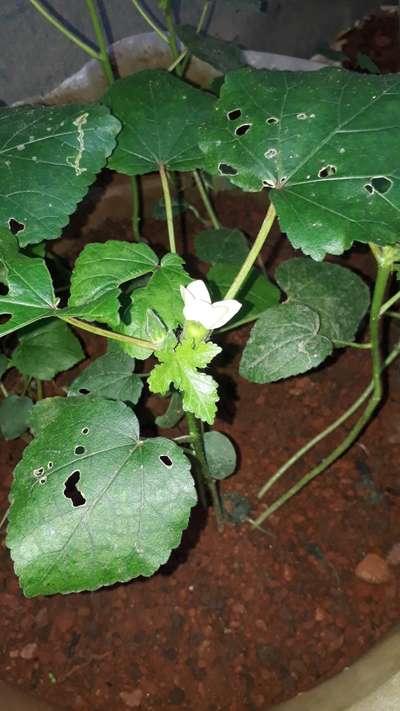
xmin=103 ymin=70 xmax=216 ymax=175
xmin=7 ymin=398 xmax=197 ymax=596
xmin=118 ymin=253 xmax=190 ymax=359
xmin=177 ymin=25 xmax=245 ymax=73
xmin=0 ymin=227 xmax=57 ymax=336
xmin=276 ymin=258 xmax=370 ymax=342
xmin=207 ymin=262 xmax=280 ymax=328
xmin=240 ymin=303 xmax=332 ymax=382
xmin=11 ymin=319 xmax=84 ymax=380
xmin=67 ymin=241 xmax=158 ymax=327
xmin=67 ymin=344 xmax=143 ymax=404
xmin=204 ymin=431 xmax=237 ymax=480
xmin=149 ymin=339 xmax=221 ymax=425
xmin=0 ymin=104 xmax=120 ymax=246
xmin=200 ymin=67 xmax=400 ymax=259
xmin=0 ymin=395 xmax=33 ymax=440
xmin=155 ymin=391 xmax=184 ymax=429
xmin=195 ymin=228 xmax=249 ymax=265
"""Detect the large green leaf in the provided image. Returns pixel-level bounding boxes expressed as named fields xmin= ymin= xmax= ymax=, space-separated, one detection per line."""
xmin=195 ymin=228 xmax=249 ymax=264
xmin=11 ymin=320 xmax=84 ymax=380
xmin=0 ymin=395 xmax=33 ymax=440
xmin=155 ymin=391 xmax=184 ymax=429
xmin=177 ymin=25 xmax=245 ymax=73
xmin=67 ymin=344 xmax=143 ymax=405
xmin=103 ymin=70 xmax=215 ymax=175
xmin=199 ymin=67 xmax=400 ymax=259
xmin=240 ymin=303 xmax=332 ymax=382
xmin=7 ymin=398 xmax=197 ymax=597
xmin=207 ymin=262 xmax=280 ymax=327
xmin=0 ymin=227 xmax=57 ymax=336
xmin=149 ymin=339 xmax=221 ymax=425
xmin=276 ymin=258 xmax=370 ymax=342
xmin=67 ymin=241 xmax=158 ymax=327
xmin=0 ymin=104 xmax=120 ymax=246
xmin=204 ymin=431 xmax=237 ymax=480
xmin=28 ymin=397 xmax=69 ymax=437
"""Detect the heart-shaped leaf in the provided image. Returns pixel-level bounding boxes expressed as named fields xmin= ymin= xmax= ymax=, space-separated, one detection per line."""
xmin=0 ymin=395 xmax=33 ymax=440
xmin=67 ymin=344 xmax=143 ymax=405
xmin=11 ymin=320 xmax=84 ymax=380
xmin=7 ymin=398 xmax=197 ymax=596
xmin=200 ymin=67 xmax=400 ymax=259
xmin=0 ymin=104 xmax=120 ymax=246
xmin=240 ymin=303 xmax=332 ymax=382
xmin=195 ymin=228 xmax=249 ymax=264
xmin=103 ymin=70 xmax=216 ymax=175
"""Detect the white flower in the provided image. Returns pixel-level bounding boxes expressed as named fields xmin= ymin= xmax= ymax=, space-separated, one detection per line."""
xmin=180 ymin=280 xmax=241 ymax=329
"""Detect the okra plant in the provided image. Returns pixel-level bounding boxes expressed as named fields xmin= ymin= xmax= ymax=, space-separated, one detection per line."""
xmin=2 ymin=1 xmax=400 ymax=597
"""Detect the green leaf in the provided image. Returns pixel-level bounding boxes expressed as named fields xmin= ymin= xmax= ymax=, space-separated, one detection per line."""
xmin=28 ymin=396 xmax=68 ymax=437
xmin=155 ymin=391 xmax=184 ymax=429
xmin=11 ymin=320 xmax=84 ymax=380
xmin=7 ymin=398 xmax=197 ymax=596
xmin=204 ymin=431 xmax=236 ymax=480
xmin=103 ymin=70 xmax=215 ymax=175
xmin=0 ymin=104 xmax=120 ymax=246
xmin=200 ymin=67 xmax=400 ymax=259
xmin=67 ymin=344 xmax=143 ymax=405
xmin=240 ymin=303 xmax=332 ymax=382
xmin=356 ymin=53 xmax=380 ymax=74
xmin=276 ymin=258 xmax=370 ymax=342
xmin=195 ymin=228 xmax=249 ymax=264
xmin=177 ymin=25 xmax=245 ymax=73
xmin=207 ymin=262 xmax=280 ymax=326
xmin=149 ymin=339 xmax=221 ymax=425
xmin=0 ymin=395 xmax=33 ymax=439
xmin=0 ymin=227 xmax=57 ymax=336
xmin=67 ymin=241 xmax=158 ymax=327
xmin=0 ymin=354 xmax=9 ymax=378
xmin=153 ymin=197 xmax=189 ymax=220
xmin=118 ymin=253 xmax=190 ymax=359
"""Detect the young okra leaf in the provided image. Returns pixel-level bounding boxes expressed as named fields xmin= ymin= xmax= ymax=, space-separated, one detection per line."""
xmin=67 ymin=241 xmax=158 ymax=327
xmin=276 ymin=258 xmax=370 ymax=342
xmin=200 ymin=67 xmax=400 ymax=259
xmin=7 ymin=398 xmax=197 ymax=597
xmin=176 ymin=25 xmax=245 ymax=73
xmin=207 ymin=262 xmax=280 ymax=327
xmin=0 ymin=104 xmax=120 ymax=246
xmin=149 ymin=339 xmax=221 ymax=425
xmin=204 ymin=431 xmax=237 ymax=480
xmin=67 ymin=343 xmax=143 ymax=405
xmin=0 ymin=227 xmax=57 ymax=336
xmin=0 ymin=395 xmax=33 ymax=440
xmin=240 ymin=303 xmax=332 ymax=383
xmin=103 ymin=70 xmax=215 ymax=175
xmin=155 ymin=391 xmax=184 ymax=429
xmin=11 ymin=320 xmax=84 ymax=380
xmin=195 ymin=228 xmax=249 ymax=265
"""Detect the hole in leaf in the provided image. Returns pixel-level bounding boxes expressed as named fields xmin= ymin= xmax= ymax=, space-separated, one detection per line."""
xmin=227 ymin=108 xmax=241 ymax=121
xmin=79 ymin=388 xmax=90 ymax=395
xmin=296 ymin=112 xmax=307 ymax=120
xmin=33 ymin=467 xmax=44 ymax=477
xmin=364 ymin=183 xmax=374 ymax=194
xmin=64 ymin=470 xmax=86 ymax=507
xmin=262 ymin=179 xmax=275 ymax=188
xmin=39 ymin=476 xmax=47 ymax=485
xmin=318 ymin=165 xmax=337 ymax=178
xmin=81 ymin=426 xmax=90 ymax=435
xmin=235 ymin=123 xmax=251 ymax=137
xmin=218 ymin=163 xmax=238 ymax=176
xmin=264 ymin=148 xmax=278 ymax=159
xmin=74 ymin=445 xmax=85 ymax=456
xmin=47 ymin=461 xmax=53 ymax=470
xmin=371 ymin=176 xmax=393 ymax=194
xmin=160 ymin=455 xmax=173 ymax=468
xmin=266 ymin=116 xmax=279 ymax=125
xmin=8 ymin=218 xmax=25 ymax=235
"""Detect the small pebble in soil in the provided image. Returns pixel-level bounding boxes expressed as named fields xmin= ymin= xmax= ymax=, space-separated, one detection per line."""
xmin=119 ymin=689 xmax=144 ymax=708
xmin=387 ymin=543 xmax=400 ymax=566
xmin=355 ymin=553 xmax=392 ymax=584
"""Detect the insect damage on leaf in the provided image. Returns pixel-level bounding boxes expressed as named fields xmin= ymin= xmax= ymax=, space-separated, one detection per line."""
xmin=66 ymin=113 xmax=89 ymax=176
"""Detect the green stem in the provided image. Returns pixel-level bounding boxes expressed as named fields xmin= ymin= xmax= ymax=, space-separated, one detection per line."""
xmin=224 ymin=202 xmax=276 ymax=300
xmin=253 ymin=250 xmax=393 ymax=527
xmin=61 ymin=316 xmax=156 ymax=350
xmin=185 ymin=411 xmax=224 ymax=530
xmin=29 ymin=0 xmax=100 ymax=60
xmin=333 ymin=340 xmax=371 ymax=350
xmin=168 ymin=49 xmax=188 ymax=73
xmin=131 ymin=176 xmax=142 ymax=242
xmin=174 ymin=434 xmax=195 ymax=444
xmin=192 ymin=170 xmax=220 ymax=229
xmin=159 ymin=163 xmax=176 ymax=253
xmin=130 ymin=0 xmax=168 ymax=42
xmin=385 ymin=310 xmax=400 ymax=319
xmin=85 ymin=0 xmax=114 ymax=85
xmin=0 ymin=382 xmax=8 ymax=398
xmin=181 ymin=0 xmax=210 ymax=75
xmin=0 ymin=505 xmax=10 ymax=533
xmin=36 ymin=379 xmax=44 ymax=401
xmin=163 ymin=0 xmax=182 ymax=75
xmin=380 ymin=288 xmax=400 ymax=316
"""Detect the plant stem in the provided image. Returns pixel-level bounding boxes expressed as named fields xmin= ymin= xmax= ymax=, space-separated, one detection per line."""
xmin=181 ymin=0 xmax=210 ymax=75
xmin=168 ymin=49 xmax=188 ymax=72
xmin=159 ymin=163 xmax=176 ymax=253
xmin=192 ymin=170 xmax=220 ymax=229
xmin=385 ymin=310 xmax=400 ymax=319
xmin=0 ymin=382 xmax=8 ymax=398
xmin=130 ymin=0 xmax=168 ymax=43
xmin=163 ymin=0 xmax=182 ymax=75
xmin=333 ymin=340 xmax=371 ymax=350
xmin=380 ymin=288 xmax=400 ymax=316
xmin=131 ymin=176 xmax=142 ymax=241
xmin=185 ymin=411 xmax=224 ymax=530
xmin=29 ymin=0 xmax=100 ymax=60
xmin=0 ymin=505 xmax=10 ymax=533
xmin=174 ymin=434 xmax=195 ymax=444
xmin=36 ymin=379 xmax=44 ymax=401
xmin=253 ymin=250 xmax=393 ymax=527
xmin=224 ymin=202 xmax=276 ymax=300
xmin=61 ymin=316 xmax=156 ymax=350
xmin=85 ymin=0 xmax=114 ymax=85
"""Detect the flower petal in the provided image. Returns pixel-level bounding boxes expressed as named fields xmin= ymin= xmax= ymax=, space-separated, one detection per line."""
xmin=186 ymin=280 xmax=211 ymax=304
xmin=207 ymin=299 xmax=242 ymax=329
